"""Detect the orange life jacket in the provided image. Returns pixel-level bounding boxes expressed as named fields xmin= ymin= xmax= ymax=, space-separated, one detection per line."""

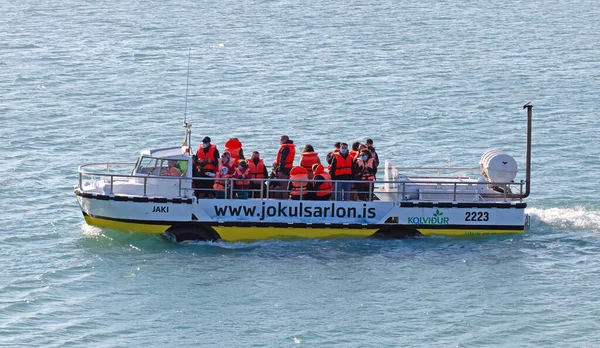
xmin=349 ymin=150 xmax=358 ymax=160
xmin=246 ymin=158 xmax=266 ymax=184
xmin=234 ymin=167 xmax=251 ymax=187
xmin=213 ymin=172 xmax=230 ymax=191
xmin=276 ymin=143 xmax=296 ymax=170
xmin=333 ymin=153 xmax=353 ymax=177
xmin=289 ymin=166 xmax=308 ymax=197
xmin=355 ymin=158 xmax=375 ymax=181
xmin=167 ymin=167 xmax=181 ymax=176
xmin=197 ymin=144 xmax=218 ymax=172
xmin=315 ymin=172 xmax=333 ymax=197
xmin=300 ymin=152 xmax=320 ymax=175
xmin=224 ymin=138 xmax=243 ymax=164
xmin=218 ymin=159 xmax=236 ymax=176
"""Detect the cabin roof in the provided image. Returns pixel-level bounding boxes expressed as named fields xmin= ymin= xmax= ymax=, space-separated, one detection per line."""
xmin=140 ymin=146 xmax=191 ymax=159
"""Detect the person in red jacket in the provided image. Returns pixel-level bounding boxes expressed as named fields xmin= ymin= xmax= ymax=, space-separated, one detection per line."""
xmin=224 ymin=137 xmax=245 ymax=165
xmin=233 ymin=160 xmax=251 ymax=199
xmin=194 ymin=136 xmax=220 ymax=198
xmin=299 ymin=144 xmax=321 ymax=179
xmin=353 ymin=149 xmax=377 ymax=201
xmin=271 ymin=135 xmax=296 ymax=198
xmin=247 ymin=151 xmax=268 ymax=198
xmin=311 ymin=164 xmax=332 ymax=201
xmin=329 ymin=142 xmax=354 ymax=201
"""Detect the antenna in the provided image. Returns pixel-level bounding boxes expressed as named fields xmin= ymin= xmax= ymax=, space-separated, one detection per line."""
xmin=182 ymin=48 xmax=193 ymax=153
xmin=183 ymin=48 xmax=191 ymax=124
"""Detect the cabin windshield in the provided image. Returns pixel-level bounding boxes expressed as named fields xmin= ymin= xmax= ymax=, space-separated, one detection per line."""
xmin=133 ymin=156 xmax=188 ymax=177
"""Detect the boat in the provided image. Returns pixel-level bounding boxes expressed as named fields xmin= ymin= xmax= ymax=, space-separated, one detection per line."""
xmin=75 ymin=104 xmax=533 ymax=242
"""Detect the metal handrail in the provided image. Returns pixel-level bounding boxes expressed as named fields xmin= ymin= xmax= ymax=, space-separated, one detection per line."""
xmin=78 ymin=169 xmax=523 ymax=202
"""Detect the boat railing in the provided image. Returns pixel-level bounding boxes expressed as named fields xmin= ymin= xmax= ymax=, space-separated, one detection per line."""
xmin=77 ymin=165 xmax=523 ymax=202
xmin=394 ymin=167 xmax=480 ymax=177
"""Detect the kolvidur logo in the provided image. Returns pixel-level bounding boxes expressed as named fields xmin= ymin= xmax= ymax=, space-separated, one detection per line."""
xmin=408 ymin=209 xmax=450 ymax=225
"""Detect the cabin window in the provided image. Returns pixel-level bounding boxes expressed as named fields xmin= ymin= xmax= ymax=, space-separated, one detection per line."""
xmin=135 ymin=157 xmax=159 ymax=175
xmin=135 ymin=157 xmax=188 ymax=177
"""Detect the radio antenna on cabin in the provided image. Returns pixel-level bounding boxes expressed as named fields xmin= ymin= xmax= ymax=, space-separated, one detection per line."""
xmin=182 ymin=48 xmax=192 ymax=151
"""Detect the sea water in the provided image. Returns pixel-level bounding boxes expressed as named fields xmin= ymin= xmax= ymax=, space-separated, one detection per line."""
xmin=1 ymin=0 xmax=600 ymax=346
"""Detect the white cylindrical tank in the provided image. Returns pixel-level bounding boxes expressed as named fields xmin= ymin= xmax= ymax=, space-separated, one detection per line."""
xmin=479 ymin=149 xmax=518 ymax=183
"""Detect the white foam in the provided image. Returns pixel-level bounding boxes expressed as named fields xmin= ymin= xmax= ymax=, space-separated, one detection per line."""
xmin=527 ymin=207 xmax=600 ymax=231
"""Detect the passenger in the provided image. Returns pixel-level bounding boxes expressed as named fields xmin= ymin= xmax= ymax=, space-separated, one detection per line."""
xmin=311 ymin=164 xmax=332 ymax=201
xmin=218 ymin=151 xmax=237 ymax=176
xmin=247 ymin=151 xmax=268 ymax=198
xmin=177 ymin=160 xmax=188 ymax=175
xmin=271 ymin=135 xmax=296 ymax=198
xmin=213 ymin=166 xmax=231 ymax=199
xmin=233 ymin=160 xmax=251 ymax=199
xmin=288 ymin=166 xmax=309 ymax=200
xmin=330 ymin=142 xmax=354 ymax=201
xmin=194 ymin=136 xmax=220 ymax=198
xmin=350 ymin=142 xmax=361 ymax=160
xmin=326 ymin=142 xmax=341 ymax=170
xmin=365 ymin=138 xmax=380 ymax=169
xmin=165 ymin=159 xmax=184 ymax=176
xmin=353 ymin=149 xmax=377 ymax=201
xmin=299 ymin=144 xmax=321 ymax=180
xmin=224 ymin=138 xmax=245 ymax=165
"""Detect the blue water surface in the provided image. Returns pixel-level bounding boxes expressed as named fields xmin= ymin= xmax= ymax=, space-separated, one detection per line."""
xmin=1 ymin=0 xmax=600 ymax=346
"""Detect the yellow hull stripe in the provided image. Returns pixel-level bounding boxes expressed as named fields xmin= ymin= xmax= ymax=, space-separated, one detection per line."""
xmin=417 ymin=228 xmax=524 ymax=236
xmin=84 ymin=215 xmax=171 ymax=234
xmin=214 ymin=226 xmax=377 ymax=241
xmin=83 ymin=216 xmax=523 ymax=240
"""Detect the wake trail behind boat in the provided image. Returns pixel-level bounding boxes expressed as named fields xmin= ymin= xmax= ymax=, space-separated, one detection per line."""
xmin=527 ymin=207 xmax=600 ymax=232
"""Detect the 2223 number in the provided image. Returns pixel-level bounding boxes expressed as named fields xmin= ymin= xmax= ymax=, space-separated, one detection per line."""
xmin=465 ymin=211 xmax=489 ymax=221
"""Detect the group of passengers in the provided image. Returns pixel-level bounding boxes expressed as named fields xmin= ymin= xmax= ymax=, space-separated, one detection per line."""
xmin=190 ymin=135 xmax=379 ymax=201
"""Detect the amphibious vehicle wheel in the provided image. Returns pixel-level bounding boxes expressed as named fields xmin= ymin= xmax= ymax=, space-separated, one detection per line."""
xmin=371 ymin=226 xmax=422 ymax=239
xmin=164 ymin=224 xmax=221 ymax=242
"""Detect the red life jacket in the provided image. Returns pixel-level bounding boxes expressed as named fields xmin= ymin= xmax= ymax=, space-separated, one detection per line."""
xmin=300 ymin=152 xmax=320 ymax=175
xmin=289 ymin=166 xmax=308 ymax=197
xmin=333 ymin=153 xmax=353 ymax=177
xmin=327 ymin=149 xmax=340 ymax=171
xmin=234 ymin=167 xmax=251 ymax=187
xmin=224 ymin=138 xmax=243 ymax=164
xmin=276 ymin=143 xmax=296 ymax=169
xmin=246 ymin=158 xmax=266 ymax=184
xmin=314 ymin=166 xmax=333 ymax=196
xmin=349 ymin=150 xmax=358 ymax=160
xmin=197 ymin=144 xmax=218 ymax=172
xmin=355 ymin=158 xmax=375 ymax=181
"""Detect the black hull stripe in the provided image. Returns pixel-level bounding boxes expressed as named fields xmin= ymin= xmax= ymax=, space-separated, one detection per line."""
xmin=76 ymin=189 xmax=526 ymax=209
xmin=400 ymin=201 xmax=527 ymax=209
xmin=75 ymin=189 xmax=193 ymax=204
xmin=82 ymin=212 xmax=524 ymax=230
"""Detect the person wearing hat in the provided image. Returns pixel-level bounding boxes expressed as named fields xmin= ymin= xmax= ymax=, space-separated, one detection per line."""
xmin=271 ymin=135 xmax=296 ymax=198
xmin=233 ymin=160 xmax=251 ymax=199
xmin=194 ymin=136 xmax=220 ymax=198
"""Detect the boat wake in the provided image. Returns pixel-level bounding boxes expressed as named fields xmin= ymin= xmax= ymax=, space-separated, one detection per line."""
xmin=527 ymin=207 xmax=600 ymax=232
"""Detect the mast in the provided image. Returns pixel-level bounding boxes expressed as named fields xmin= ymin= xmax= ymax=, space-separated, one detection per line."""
xmin=522 ymin=102 xmax=532 ymax=198
xmin=182 ymin=48 xmax=192 ymax=154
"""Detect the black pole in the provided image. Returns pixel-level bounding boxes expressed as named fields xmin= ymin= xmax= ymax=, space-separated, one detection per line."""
xmin=522 ymin=102 xmax=532 ymax=198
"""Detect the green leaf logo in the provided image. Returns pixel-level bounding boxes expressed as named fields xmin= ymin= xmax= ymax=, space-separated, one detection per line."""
xmin=433 ymin=210 xmax=443 ymax=217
